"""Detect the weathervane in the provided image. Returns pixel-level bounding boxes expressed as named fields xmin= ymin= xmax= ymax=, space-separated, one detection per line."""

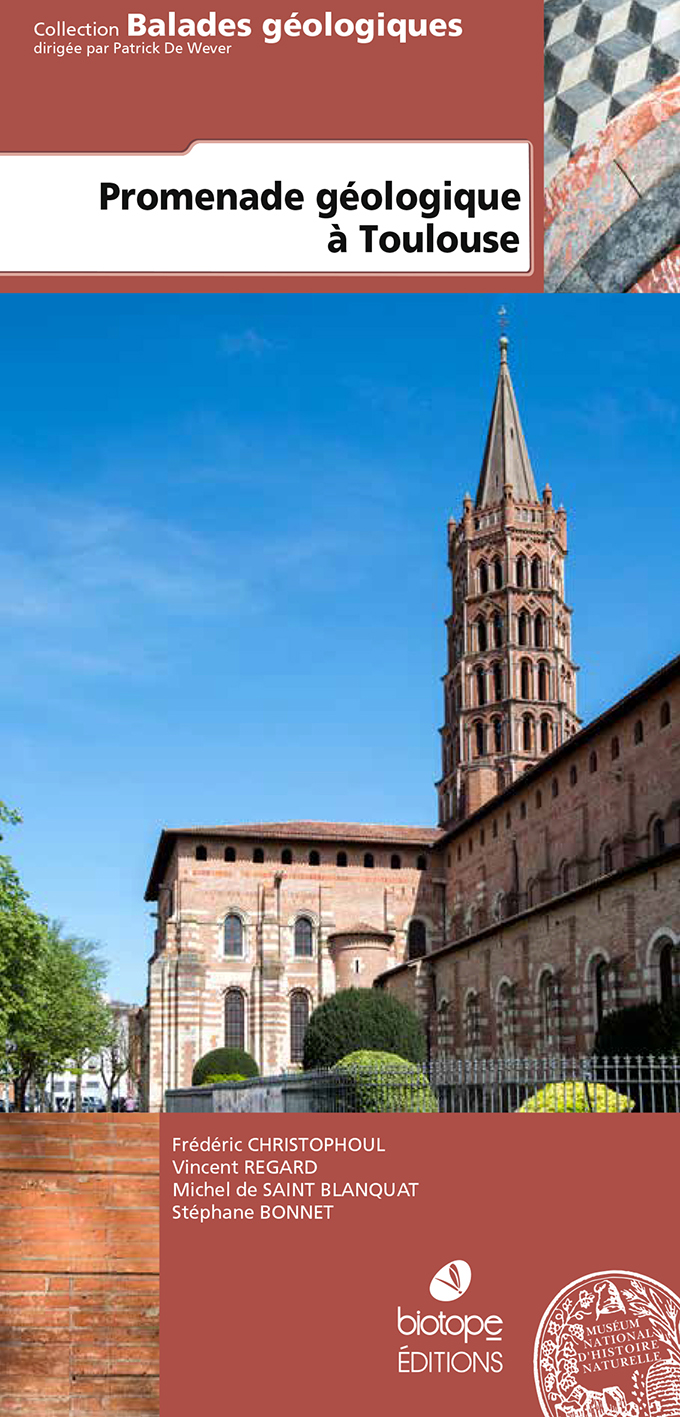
xmin=498 ymin=305 xmax=509 ymax=362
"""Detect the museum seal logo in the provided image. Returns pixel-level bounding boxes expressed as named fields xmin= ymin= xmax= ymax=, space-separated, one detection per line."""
xmin=534 ymin=1270 xmax=680 ymax=1417
xmin=429 ymin=1259 xmax=472 ymax=1302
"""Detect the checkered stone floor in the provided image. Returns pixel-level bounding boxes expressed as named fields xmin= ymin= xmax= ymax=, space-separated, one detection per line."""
xmin=545 ymin=0 xmax=680 ymax=183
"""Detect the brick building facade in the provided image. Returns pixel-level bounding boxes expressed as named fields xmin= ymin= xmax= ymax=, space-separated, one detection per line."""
xmin=142 ymin=338 xmax=680 ymax=1109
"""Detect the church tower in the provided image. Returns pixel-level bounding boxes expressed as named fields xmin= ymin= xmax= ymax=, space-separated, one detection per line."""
xmin=437 ymin=330 xmax=580 ymax=827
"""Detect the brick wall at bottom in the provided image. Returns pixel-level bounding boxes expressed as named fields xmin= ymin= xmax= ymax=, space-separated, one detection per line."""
xmin=0 ymin=1118 xmax=159 ymax=1417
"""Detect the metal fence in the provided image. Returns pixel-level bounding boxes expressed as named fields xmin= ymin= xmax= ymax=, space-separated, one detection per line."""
xmin=165 ymin=1056 xmax=680 ymax=1113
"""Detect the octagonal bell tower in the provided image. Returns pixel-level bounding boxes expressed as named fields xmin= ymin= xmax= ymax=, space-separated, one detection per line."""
xmin=437 ymin=332 xmax=581 ymax=827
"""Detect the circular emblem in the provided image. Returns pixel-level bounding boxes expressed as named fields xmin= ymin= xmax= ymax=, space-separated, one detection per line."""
xmin=534 ymin=1271 xmax=680 ymax=1417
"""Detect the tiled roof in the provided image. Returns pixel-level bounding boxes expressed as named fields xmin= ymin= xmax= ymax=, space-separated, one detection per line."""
xmin=179 ymin=820 xmax=440 ymax=843
xmin=328 ymin=922 xmax=394 ymax=938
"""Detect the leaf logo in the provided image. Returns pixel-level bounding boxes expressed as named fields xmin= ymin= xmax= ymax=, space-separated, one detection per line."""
xmin=430 ymin=1259 xmax=472 ymax=1303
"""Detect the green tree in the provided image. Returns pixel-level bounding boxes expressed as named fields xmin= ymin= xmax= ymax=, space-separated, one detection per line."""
xmin=9 ymin=924 xmax=112 ymax=1110
xmin=99 ymin=1010 xmax=134 ymax=1111
xmin=302 ymin=989 xmax=426 ymax=1070
xmin=0 ymin=802 xmax=49 ymax=1089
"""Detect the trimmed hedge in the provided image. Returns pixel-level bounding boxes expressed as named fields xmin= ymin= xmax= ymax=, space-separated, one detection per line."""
xmin=333 ymin=1050 xmax=438 ymax=1113
xmin=192 ymin=1048 xmax=258 ymax=1086
xmin=518 ymin=1082 xmax=634 ymax=1114
xmin=198 ymin=1073 xmax=247 ymax=1086
xmin=302 ymin=988 xmax=426 ymax=1070
xmin=595 ymin=998 xmax=680 ymax=1057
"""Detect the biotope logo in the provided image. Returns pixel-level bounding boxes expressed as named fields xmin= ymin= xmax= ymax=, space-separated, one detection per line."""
xmin=396 ymin=1259 xmax=503 ymax=1375
xmin=430 ymin=1259 xmax=472 ymax=1302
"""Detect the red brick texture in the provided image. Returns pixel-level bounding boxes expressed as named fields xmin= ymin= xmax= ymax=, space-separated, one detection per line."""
xmin=380 ymin=665 xmax=680 ymax=1057
xmin=0 ymin=1118 xmax=159 ymax=1417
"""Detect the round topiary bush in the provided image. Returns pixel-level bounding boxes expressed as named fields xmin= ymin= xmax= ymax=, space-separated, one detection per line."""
xmin=517 ymin=1082 xmax=634 ymax=1113
xmin=595 ymin=999 xmax=680 ymax=1057
xmin=192 ymin=1048 xmax=258 ymax=1086
xmin=333 ymin=1050 xmax=438 ymax=1113
xmin=302 ymin=988 xmax=426 ymax=1070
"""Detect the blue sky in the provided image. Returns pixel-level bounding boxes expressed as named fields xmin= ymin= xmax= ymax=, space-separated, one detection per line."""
xmin=1 ymin=293 xmax=678 ymax=1002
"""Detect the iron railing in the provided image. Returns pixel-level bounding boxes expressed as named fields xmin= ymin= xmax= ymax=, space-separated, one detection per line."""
xmin=165 ymin=1056 xmax=680 ymax=1114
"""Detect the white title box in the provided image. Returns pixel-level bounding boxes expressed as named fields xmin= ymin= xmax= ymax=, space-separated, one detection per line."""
xmin=0 ymin=142 xmax=532 ymax=273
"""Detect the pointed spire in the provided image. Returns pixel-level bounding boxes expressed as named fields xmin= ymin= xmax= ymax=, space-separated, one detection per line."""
xmin=474 ymin=329 xmax=539 ymax=508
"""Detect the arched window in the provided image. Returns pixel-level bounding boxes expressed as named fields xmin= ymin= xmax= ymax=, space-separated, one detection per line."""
xmin=479 ymin=561 xmax=489 ymax=593
xmin=437 ymin=999 xmax=451 ymax=1056
xmin=224 ymin=914 xmax=244 ymax=957
xmin=594 ymin=960 xmax=607 ymax=1030
xmin=474 ymin=720 xmax=485 ymax=757
xmin=493 ymin=612 xmax=503 ymax=648
xmin=225 ymin=988 xmax=245 ymax=1050
xmin=531 ymin=556 xmax=541 ymax=589
xmin=569 ymin=764 xmax=577 ymax=786
xmin=541 ymin=717 xmax=551 ymax=752
xmin=476 ymin=617 xmax=488 ymax=652
xmin=363 ymin=852 xmax=374 ymax=869
xmin=407 ymin=919 xmax=427 ymax=959
xmin=522 ymin=714 xmax=533 ymax=752
xmin=535 ymin=613 xmax=546 ymax=649
xmin=281 ymin=848 xmax=292 ymax=865
xmin=308 ymin=850 xmax=320 ymax=866
xmin=634 ymin=719 xmax=644 ymax=745
xmin=651 ymin=818 xmax=666 ymax=855
xmin=390 ymin=853 xmax=401 ymax=870
xmin=551 ymin=777 xmax=559 ymax=799
xmin=195 ymin=844 xmax=207 ymax=861
xmin=493 ymin=558 xmax=503 ymax=589
xmin=589 ymin=751 xmax=598 ymax=774
xmin=253 ymin=847 xmax=264 ymax=863
xmin=493 ymin=717 xmax=503 ymax=752
xmin=416 ymin=854 xmax=427 ymax=872
xmin=294 ymin=916 xmax=313 ymax=957
xmin=518 ymin=610 xmax=528 ymax=646
xmin=476 ymin=666 xmax=486 ymax=706
xmin=601 ymin=841 xmax=613 ymax=874
xmin=516 ymin=555 xmax=526 ymax=588
xmin=464 ymin=992 xmax=480 ymax=1054
xmin=336 ymin=850 xmax=348 ymax=867
xmin=535 ymin=789 xmax=542 ymax=809
xmin=538 ymin=971 xmax=560 ymax=1051
xmin=538 ymin=662 xmax=549 ymax=702
xmin=611 ymin=736 xmax=620 ymax=760
xmin=224 ymin=846 xmax=236 ymax=863
xmin=557 ymin=860 xmax=568 ymax=893
xmin=290 ymin=990 xmax=309 ymax=1064
xmin=492 ymin=662 xmax=503 ymax=702
xmin=660 ymin=940 xmax=676 ymax=1005
xmin=497 ymin=982 xmax=516 ymax=1056
xmin=521 ymin=660 xmax=532 ymax=700
xmin=660 ymin=701 xmax=671 ymax=728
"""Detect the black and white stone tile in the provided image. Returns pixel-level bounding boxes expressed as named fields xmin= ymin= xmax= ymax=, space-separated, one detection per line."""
xmin=545 ymin=0 xmax=680 ymax=182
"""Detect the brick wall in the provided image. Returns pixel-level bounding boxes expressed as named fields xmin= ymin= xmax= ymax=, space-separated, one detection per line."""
xmin=146 ymin=841 xmax=445 ymax=1106
xmin=0 ymin=1118 xmax=159 ymax=1417
xmin=379 ymin=664 xmax=680 ymax=1057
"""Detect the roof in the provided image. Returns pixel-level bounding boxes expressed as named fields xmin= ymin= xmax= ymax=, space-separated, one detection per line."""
xmin=475 ymin=337 xmax=539 ymax=508
xmin=145 ymin=820 xmax=442 ymax=899
xmin=327 ymin=922 xmax=394 ymax=940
